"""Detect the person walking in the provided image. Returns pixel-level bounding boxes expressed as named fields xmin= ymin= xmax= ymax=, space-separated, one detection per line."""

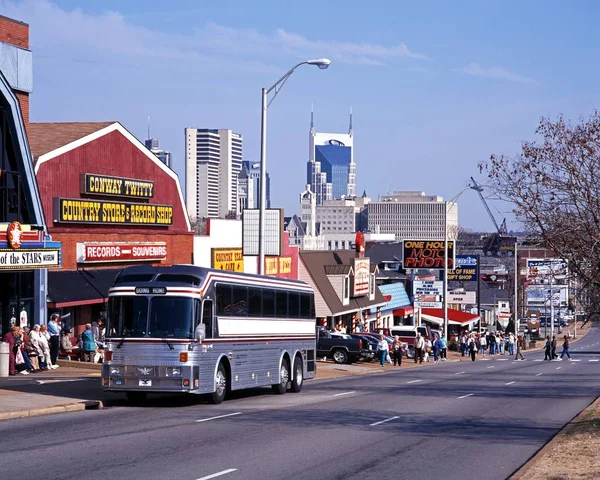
xmin=551 ymin=335 xmax=558 ymax=359
xmin=508 ymin=333 xmax=515 ymax=356
xmin=515 ymin=334 xmax=525 ymax=360
xmin=376 ymin=334 xmax=389 ymax=367
xmin=559 ymin=335 xmax=571 ymax=360
xmin=479 ymin=333 xmax=487 ymax=357
xmin=440 ymin=334 xmax=448 ymax=361
xmin=432 ymin=334 xmax=442 ymax=363
xmin=80 ymin=324 xmax=97 ymax=363
xmin=392 ymin=336 xmax=403 ymax=367
xmin=544 ymin=336 xmax=552 ymax=360
xmin=468 ymin=335 xmax=477 ymax=361
xmin=47 ymin=313 xmax=61 ymax=365
xmin=39 ymin=324 xmax=57 ymax=369
xmin=414 ymin=333 xmax=425 ymax=364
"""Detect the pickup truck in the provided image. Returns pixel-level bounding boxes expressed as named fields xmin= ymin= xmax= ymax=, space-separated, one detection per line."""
xmin=317 ymin=328 xmax=366 ymax=364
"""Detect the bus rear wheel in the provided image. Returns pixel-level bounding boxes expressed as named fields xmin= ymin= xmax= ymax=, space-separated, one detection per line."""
xmin=291 ymin=357 xmax=303 ymax=393
xmin=126 ymin=392 xmax=147 ymax=405
xmin=272 ymin=359 xmax=290 ymax=395
xmin=209 ymin=363 xmax=228 ymax=405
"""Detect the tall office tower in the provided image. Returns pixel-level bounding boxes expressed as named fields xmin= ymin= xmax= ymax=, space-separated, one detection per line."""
xmin=144 ymin=138 xmax=172 ymax=168
xmin=307 ymin=109 xmax=356 ymax=205
xmin=237 ymin=160 xmax=271 ymax=211
xmin=185 ymin=128 xmax=243 ymax=219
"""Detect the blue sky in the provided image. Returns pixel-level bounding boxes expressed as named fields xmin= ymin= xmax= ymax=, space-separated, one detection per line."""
xmin=2 ymin=0 xmax=599 ymax=231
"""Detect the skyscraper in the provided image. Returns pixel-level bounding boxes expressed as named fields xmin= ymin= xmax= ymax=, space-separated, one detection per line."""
xmin=144 ymin=138 xmax=172 ymax=168
xmin=237 ymin=160 xmax=270 ymax=211
xmin=307 ymin=109 xmax=356 ymax=205
xmin=185 ymin=128 xmax=243 ymax=219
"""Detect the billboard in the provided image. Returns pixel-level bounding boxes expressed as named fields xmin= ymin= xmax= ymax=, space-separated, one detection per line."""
xmin=402 ymin=240 xmax=455 ymax=269
xmin=212 ymin=248 xmax=244 ymax=272
xmin=526 ymin=258 xmax=568 ymax=283
xmin=448 ymin=255 xmax=479 ymax=281
xmin=352 ymin=257 xmax=371 ymax=297
xmin=447 ymin=292 xmax=476 ymax=304
xmin=413 ymin=280 xmax=443 ymax=308
xmin=242 ymin=209 xmax=283 ymax=256
xmin=526 ymin=285 xmax=568 ymax=307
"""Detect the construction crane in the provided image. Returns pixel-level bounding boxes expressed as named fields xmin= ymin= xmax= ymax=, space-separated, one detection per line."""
xmin=470 ymin=177 xmax=508 ymax=235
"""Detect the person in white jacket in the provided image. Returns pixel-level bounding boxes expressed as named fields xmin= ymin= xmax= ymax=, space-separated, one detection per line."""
xmin=38 ymin=324 xmax=58 ymax=370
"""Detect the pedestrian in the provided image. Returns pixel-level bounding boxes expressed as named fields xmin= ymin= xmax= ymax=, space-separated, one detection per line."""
xmin=47 ymin=313 xmax=61 ymax=365
xmin=496 ymin=334 xmax=502 ymax=355
xmin=544 ymin=336 xmax=552 ymax=360
xmin=424 ymin=338 xmax=432 ymax=362
xmin=79 ymin=324 xmax=97 ymax=363
xmin=551 ymin=335 xmax=558 ymax=359
xmin=468 ymin=335 xmax=477 ymax=361
xmin=479 ymin=333 xmax=487 ymax=357
xmin=508 ymin=333 xmax=515 ymax=356
xmin=515 ymin=334 xmax=525 ymax=360
xmin=22 ymin=328 xmax=40 ymax=372
xmin=432 ymin=334 xmax=442 ymax=363
xmin=414 ymin=332 xmax=425 ymax=364
xmin=460 ymin=333 xmax=467 ymax=357
xmin=2 ymin=326 xmax=19 ymax=375
xmin=60 ymin=329 xmax=79 ymax=359
xmin=377 ymin=334 xmax=389 ymax=367
xmin=488 ymin=332 xmax=496 ymax=355
xmin=559 ymin=335 xmax=571 ymax=360
xmin=30 ymin=325 xmax=48 ymax=371
xmin=440 ymin=334 xmax=448 ymax=361
xmin=392 ymin=335 xmax=403 ymax=367
xmin=39 ymin=324 xmax=58 ymax=369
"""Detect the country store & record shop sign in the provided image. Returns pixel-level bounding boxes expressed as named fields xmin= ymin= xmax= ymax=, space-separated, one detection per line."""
xmin=52 ymin=173 xmax=173 ymax=226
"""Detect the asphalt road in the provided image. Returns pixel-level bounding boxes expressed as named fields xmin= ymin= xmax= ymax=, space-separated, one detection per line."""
xmin=2 ymin=326 xmax=599 ymax=480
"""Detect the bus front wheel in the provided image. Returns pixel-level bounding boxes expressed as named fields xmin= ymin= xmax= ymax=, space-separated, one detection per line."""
xmin=272 ymin=359 xmax=290 ymax=395
xmin=290 ymin=357 xmax=303 ymax=393
xmin=209 ymin=363 xmax=228 ymax=404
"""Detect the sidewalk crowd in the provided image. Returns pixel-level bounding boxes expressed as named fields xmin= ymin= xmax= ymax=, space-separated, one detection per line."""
xmin=2 ymin=314 xmax=106 ymax=376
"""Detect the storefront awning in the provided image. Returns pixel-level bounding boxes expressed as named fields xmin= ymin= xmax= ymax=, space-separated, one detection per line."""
xmin=47 ymin=269 xmax=122 ymax=307
xmin=420 ymin=308 xmax=480 ymax=326
xmin=393 ymin=306 xmax=414 ymax=317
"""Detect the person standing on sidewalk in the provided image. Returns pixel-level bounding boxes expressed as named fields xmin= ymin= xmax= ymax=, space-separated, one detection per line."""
xmin=39 ymin=324 xmax=58 ymax=369
xmin=508 ymin=332 xmax=515 ymax=356
xmin=559 ymin=335 xmax=571 ymax=360
xmin=432 ymin=334 xmax=442 ymax=363
xmin=468 ymin=334 xmax=477 ymax=361
xmin=414 ymin=333 xmax=425 ymax=364
xmin=392 ymin=336 xmax=403 ymax=367
xmin=80 ymin=324 xmax=97 ymax=363
xmin=47 ymin=313 xmax=61 ymax=365
xmin=479 ymin=333 xmax=487 ymax=357
xmin=376 ymin=335 xmax=389 ymax=367
xmin=440 ymin=334 xmax=448 ymax=361
xmin=544 ymin=336 xmax=552 ymax=360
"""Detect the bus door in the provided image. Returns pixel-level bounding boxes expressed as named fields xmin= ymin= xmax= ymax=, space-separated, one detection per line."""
xmin=201 ymin=299 xmax=214 ymax=338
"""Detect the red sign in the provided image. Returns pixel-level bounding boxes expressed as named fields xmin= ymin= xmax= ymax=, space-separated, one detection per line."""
xmin=260 ymin=232 xmax=299 ymax=280
xmin=76 ymin=242 xmax=167 ymax=263
xmin=7 ymin=221 xmax=23 ymax=249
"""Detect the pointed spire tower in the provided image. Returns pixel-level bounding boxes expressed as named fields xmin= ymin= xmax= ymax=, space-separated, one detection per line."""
xmin=349 ymin=106 xmax=353 ymax=137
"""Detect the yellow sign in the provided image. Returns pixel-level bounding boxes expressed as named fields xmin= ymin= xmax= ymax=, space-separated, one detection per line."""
xmin=53 ymin=198 xmax=173 ymax=226
xmin=212 ymin=248 xmax=244 ymax=272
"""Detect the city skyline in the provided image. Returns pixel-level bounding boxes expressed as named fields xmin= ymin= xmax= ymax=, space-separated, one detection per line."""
xmin=3 ymin=0 xmax=600 ymax=231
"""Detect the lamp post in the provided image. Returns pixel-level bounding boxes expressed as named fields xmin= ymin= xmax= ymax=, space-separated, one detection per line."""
xmin=258 ymin=58 xmax=331 ymax=275
xmin=443 ymin=187 xmax=470 ymax=340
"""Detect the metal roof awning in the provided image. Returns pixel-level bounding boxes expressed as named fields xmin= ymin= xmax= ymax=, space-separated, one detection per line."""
xmin=47 ymin=269 xmax=122 ymax=307
xmin=420 ymin=308 xmax=480 ymax=326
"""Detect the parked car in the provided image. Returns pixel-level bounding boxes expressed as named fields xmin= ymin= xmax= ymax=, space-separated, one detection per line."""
xmin=349 ymin=334 xmax=377 ymax=361
xmin=316 ymin=328 xmax=367 ymax=364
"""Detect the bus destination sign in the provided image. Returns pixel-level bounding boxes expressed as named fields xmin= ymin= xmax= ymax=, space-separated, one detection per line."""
xmin=135 ymin=286 xmax=167 ymax=295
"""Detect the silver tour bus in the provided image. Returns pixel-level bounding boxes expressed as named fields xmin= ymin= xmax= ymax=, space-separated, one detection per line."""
xmin=102 ymin=265 xmax=317 ymax=404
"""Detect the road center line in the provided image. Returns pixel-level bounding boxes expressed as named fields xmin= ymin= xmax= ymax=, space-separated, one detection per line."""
xmin=487 ymin=366 xmax=495 ymax=369
xmin=590 ymin=359 xmax=599 ymax=362
xmin=536 ymin=373 xmax=543 ymax=376
xmin=370 ymin=416 xmax=399 ymax=426
xmin=333 ymin=391 xmax=356 ymax=397
xmin=458 ymin=393 xmax=474 ymax=399
xmin=556 ymin=367 xmax=562 ymax=370
xmin=406 ymin=379 xmax=422 ymax=384
xmin=505 ymin=381 xmax=516 ymax=385
xmin=196 ymin=412 xmax=242 ymax=423
xmin=196 ymin=469 xmax=238 ymax=480
xmin=454 ymin=371 xmax=465 ymax=375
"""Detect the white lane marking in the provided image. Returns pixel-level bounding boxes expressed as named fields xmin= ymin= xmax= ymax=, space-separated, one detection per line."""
xmin=505 ymin=381 xmax=516 ymax=385
xmin=196 ymin=469 xmax=238 ymax=480
xmin=536 ymin=373 xmax=543 ymax=376
xmin=487 ymin=366 xmax=495 ymax=369
xmin=454 ymin=371 xmax=466 ymax=375
xmin=196 ymin=412 xmax=242 ymax=423
xmin=481 ymin=358 xmax=491 ymax=361
xmin=570 ymin=359 xmax=581 ymax=362
xmin=406 ymin=379 xmax=422 ymax=384
xmin=590 ymin=359 xmax=599 ymax=362
xmin=556 ymin=367 xmax=562 ymax=370
xmin=497 ymin=359 xmax=509 ymax=361
xmin=333 ymin=391 xmax=356 ymax=397
xmin=458 ymin=393 xmax=474 ymax=399
xmin=370 ymin=416 xmax=399 ymax=426
xmin=534 ymin=359 xmax=544 ymax=362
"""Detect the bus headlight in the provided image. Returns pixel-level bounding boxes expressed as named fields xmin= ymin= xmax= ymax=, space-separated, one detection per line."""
xmin=168 ymin=367 xmax=182 ymax=377
xmin=110 ymin=366 xmax=121 ymax=376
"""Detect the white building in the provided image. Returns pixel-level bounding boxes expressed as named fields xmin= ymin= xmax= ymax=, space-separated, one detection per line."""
xmin=365 ymin=191 xmax=458 ymax=241
xmin=185 ymin=128 xmax=242 ymax=219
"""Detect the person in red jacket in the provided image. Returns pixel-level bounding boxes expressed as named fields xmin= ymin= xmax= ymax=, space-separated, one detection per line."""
xmin=2 ymin=326 xmax=19 ymax=375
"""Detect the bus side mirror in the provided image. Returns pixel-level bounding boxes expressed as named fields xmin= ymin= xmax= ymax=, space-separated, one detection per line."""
xmin=195 ymin=324 xmax=206 ymax=343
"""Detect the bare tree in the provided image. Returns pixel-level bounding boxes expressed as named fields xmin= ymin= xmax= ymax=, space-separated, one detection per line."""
xmin=189 ymin=216 xmax=207 ymax=235
xmin=480 ymin=112 xmax=600 ymax=315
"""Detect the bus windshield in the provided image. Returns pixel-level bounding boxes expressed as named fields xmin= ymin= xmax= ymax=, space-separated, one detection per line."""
xmin=108 ymin=296 xmax=195 ymax=339
xmin=148 ymin=297 xmax=194 ymax=339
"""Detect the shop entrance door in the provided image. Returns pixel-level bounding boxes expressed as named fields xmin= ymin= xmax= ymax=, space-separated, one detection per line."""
xmin=0 ymin=271 xmax=35 ymax=337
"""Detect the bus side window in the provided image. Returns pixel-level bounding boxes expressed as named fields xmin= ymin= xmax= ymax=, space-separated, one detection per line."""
xmin=202 ymin=300 xmax=214 ymax=339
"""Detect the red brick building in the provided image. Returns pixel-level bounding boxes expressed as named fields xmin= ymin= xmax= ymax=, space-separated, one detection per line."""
xmin=30 ymin=121 xmax=192 ymax=331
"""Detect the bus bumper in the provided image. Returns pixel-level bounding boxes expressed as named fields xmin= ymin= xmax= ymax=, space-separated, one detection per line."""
xmin=102 ymin=364 xmax=200 ymax=393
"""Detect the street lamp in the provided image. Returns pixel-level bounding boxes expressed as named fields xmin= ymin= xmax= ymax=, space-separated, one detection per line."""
xmin=258 ymin=58 xmax=331 ymax=275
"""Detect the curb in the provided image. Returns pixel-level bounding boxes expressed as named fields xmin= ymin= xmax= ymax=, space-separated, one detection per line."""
xmin=56 ymin=359 xmax=102 ymax=371
xmin=0 ymin=400 xmax=103 ymax=422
